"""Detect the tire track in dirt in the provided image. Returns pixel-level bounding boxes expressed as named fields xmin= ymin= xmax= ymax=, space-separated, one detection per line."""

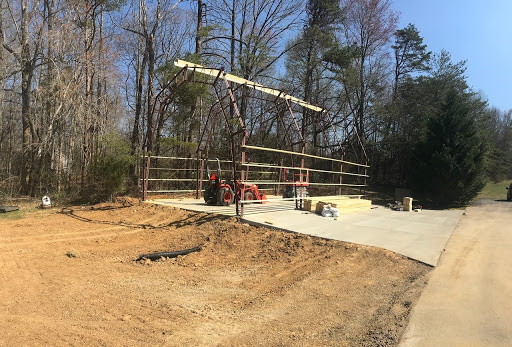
xmin=166 ymin=250 xmax=337 ymax=345
xmin=0 ymin=212 xmax=168 ymax=248
xmin=0 ymin=201 xmax=432 ymax=346
xmin=240 ymin=250 xmax=333 ymax=307
xmin=0 ymin=228 xmax=148 ymax=248
xmin=0 ymin=225 xmax=128 ymax=242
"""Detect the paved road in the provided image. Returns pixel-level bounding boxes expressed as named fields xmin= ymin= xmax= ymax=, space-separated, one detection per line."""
xmin=400 ymin=200 xmax=512 ymax=346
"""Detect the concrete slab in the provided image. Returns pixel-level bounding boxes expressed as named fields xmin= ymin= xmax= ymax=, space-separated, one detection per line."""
xmin=148 ymin=198 xmax=463 ymax=266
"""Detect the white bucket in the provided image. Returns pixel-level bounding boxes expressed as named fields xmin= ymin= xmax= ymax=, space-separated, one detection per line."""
xmin=42 ymin=196 xmax=52 ymax=208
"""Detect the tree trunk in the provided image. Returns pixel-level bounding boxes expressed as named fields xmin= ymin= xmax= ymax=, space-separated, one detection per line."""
xmin=40 ymin=0 xmax=56 ymax=195
xmin=146 ymin=32 xmax=155 ymax=153
xmin=230 ymin=0 xmax=235 ymax=71
xmin=303 ymin=40 xmax=314 ymax=144
xmin=195 ymin=0 xmax=203 ymax=54
xmin=81 ymin=0 xmax=93 ymax=192
xmin=0 ymin=7 xmax=4 ymax=168
xmin=130 ymin=44 xmax=147 ymax=177
xmin=20 ymin=0 xmax=33 ymax=195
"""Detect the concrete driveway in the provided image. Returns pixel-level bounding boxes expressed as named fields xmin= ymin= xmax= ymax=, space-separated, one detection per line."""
xmin=400 ymin=200 xmax=512 ymax=346
xmin=149 ymin=198 xmax=463 ymax=266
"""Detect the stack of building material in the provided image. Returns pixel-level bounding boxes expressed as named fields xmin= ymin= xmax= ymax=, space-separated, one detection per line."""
xmin=314 ymin=201 xmax=326 ymax=214
xmin=304 ymin=196 xmax=372 ymax=216
xmin=303 ymin=199 xmax=312 ymax=212
xmin=403 ymin=197 xmax=413 ymax=212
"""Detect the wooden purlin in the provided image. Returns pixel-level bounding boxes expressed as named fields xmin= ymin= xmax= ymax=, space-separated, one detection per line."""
xmin=174 ymin=60 xmax=324 ymax=113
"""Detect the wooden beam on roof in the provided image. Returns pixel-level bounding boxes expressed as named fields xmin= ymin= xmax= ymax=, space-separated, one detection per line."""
xmin=174 ymin=59 xmax=324 ymax=113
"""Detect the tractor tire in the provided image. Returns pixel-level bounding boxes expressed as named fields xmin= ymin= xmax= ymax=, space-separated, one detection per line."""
xmin=217 ymin=187 xmax=234 ymax=206
xmin=204 ymin=186 xmax=211 ymax=204
xmin=244 ymin=191 xmax=255 ymax=203
xmin=204 ymin=186 xmax=217 ymax=205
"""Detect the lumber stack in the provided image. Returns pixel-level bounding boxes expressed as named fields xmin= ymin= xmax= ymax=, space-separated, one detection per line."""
xmin=403 ymin=197 xmax=413 ymax=212
xmin=302 ymin=196 xmax=372 ymax=216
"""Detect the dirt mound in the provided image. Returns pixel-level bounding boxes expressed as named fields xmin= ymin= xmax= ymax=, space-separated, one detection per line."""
xmin=0 ymin=201 xmax=430 ymax=346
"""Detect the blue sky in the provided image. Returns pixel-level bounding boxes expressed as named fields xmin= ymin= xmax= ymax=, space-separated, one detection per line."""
xmin=392 ymin=0 xmax=512 ymax=112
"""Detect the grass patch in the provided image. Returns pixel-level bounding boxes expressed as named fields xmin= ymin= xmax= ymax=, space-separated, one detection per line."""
xmin=0 ymin=199 xmax=43 ymax=221
xmin=0 ymin=209 xmax=26 ymax=220
xmin=477 ymin=180 xmax=512 ymax=200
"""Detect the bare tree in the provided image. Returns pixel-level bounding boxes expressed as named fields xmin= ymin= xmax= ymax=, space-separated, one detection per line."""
xmin=339 ymin=0 xmax=398 ymax=141
xmin=117 ymin=0 xmax=193 ymax=159
xmin=207 ymin=0 xmax=302 ymax=80
xmin=1 ymin=0 xmax=46 ymax=194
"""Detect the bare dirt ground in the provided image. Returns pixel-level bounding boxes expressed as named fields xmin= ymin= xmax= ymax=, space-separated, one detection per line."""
xmin=0 ymin=199 xmax=430 ymax=346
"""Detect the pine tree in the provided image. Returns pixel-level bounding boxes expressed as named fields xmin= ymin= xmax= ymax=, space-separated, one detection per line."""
xmin=392 ymin=23 xmax=431 ymax=99
xmin=413 ymin=89 xmax=487 ymax=207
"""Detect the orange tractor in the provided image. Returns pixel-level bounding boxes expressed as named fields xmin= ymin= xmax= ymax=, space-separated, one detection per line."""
xmin=236 ymin=182 xmax=267 ymax=203
xmin=204 ymin=159 xmax=267 ymax=205
xmin=204 ymin=159 xmax=235 ymax=206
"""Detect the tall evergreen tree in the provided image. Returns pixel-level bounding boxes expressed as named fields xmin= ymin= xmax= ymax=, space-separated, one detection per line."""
xmin=392 ymin=23 xmax=430 ymax=99
xmin=413 ymin=89 xmax=487 ymax=207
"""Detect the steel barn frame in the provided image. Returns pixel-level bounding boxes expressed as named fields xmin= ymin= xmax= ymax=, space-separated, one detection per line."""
xmin=142 ymin=60 xmax=369 ymax=217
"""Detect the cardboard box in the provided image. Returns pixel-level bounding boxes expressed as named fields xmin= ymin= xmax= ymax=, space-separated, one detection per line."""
xmin=303 ymin=200 xmax=313 ymax=212
xmin=315 ymin=201 xmax=326 ymax=214
xmin=403 ymin=197 xmax=413 ymax=212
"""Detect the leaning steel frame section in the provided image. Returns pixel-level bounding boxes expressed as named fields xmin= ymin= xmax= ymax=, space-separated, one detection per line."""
xmin=142 ymin=60 xmax=369 ymax=217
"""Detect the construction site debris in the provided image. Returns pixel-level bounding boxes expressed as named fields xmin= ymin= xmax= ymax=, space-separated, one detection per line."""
xmin=137 ymin=246 xmax=201 ymax=262
xmin=41 ymin=196 xmax=52 ymax=209
xmin=321 ymin=204 xmax=340 ymax=218
xmin=308 ymin=197 xmax=372 ymax=216
xmin=321 ymin=205 xmax=333 ymax=217
xmin=315 ymin=201 xmax=326 ymax=214
xmin=386 ymin=201 xmax=403 ymax=211
xmin=303 ymin=200 xmax=313 ymax=212
xmin=403 ymin=197 xmax=413 ymax=212
xmin=387 ymin=200 xmax=422 ymax=212
xmin=0 ymin=206 xmax=19 ymax=213
xmin=66 ymin=250 xmax=80 ymax=258
xmin=0 ymin=199 xmax=431 ymax=346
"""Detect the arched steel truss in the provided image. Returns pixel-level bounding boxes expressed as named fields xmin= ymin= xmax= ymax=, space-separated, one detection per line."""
xmin=142 ymin=60 xmax=369 ymax=217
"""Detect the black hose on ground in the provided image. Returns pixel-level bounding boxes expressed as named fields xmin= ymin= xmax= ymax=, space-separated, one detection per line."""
xmin=136 ymin=246 xmax=201 ymax=261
